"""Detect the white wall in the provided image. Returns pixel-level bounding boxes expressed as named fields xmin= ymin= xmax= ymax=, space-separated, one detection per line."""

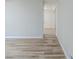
xmin=56 ymin=0 xmax=73 ymax=59
xmin=44 ymin=8 xmax=56 ymax=28
xmin=5 ymin=0 xmax=43 ymax=38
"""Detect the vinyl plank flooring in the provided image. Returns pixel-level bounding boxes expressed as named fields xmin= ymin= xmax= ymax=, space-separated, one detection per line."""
xmin=5 ymin=28 xmax=66 ymax=59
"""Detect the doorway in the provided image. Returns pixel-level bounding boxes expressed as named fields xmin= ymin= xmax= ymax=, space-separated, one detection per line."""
xmin=43 ymin=0 xmax=57 ymax=35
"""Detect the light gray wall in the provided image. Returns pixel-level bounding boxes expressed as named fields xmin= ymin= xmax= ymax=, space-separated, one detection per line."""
xmin=5 ymin=0 xmax=43 ymax=37
xmin=56 ymin=0 xmax=73 ymax=59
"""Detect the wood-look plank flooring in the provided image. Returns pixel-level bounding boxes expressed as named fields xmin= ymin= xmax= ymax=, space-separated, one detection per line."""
xmin=5 ymin=28 xmax=66 ymax=59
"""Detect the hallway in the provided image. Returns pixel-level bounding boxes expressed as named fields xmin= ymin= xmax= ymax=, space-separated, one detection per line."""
xmin=5 ymin=29 xmax=66 ymax=59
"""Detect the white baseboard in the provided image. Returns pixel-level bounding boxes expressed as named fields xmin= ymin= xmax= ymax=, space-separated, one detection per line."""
xmin=59 ymin=41 xmax=70 ymax=59
xmin=5 ymin=36 xmax=43 ymax=39
xmin=56 ymin=35 xmax=70 ymax=59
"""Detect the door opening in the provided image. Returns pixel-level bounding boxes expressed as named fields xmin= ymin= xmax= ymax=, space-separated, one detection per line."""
xmin=43 ymin=0 xmax=57 ymax=35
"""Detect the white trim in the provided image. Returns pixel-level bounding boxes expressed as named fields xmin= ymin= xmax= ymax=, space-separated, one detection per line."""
xmin=58 ymin=40 xmax=70 ymax=59
xmin=56 ymin=35 xmax=70 ymax=59
xmin=5 ymin=36 xmax=43 ymax=39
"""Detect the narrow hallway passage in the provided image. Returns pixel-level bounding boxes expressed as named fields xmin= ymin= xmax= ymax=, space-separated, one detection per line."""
xmin=6 ymin=28 xmax=66 ymax=59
